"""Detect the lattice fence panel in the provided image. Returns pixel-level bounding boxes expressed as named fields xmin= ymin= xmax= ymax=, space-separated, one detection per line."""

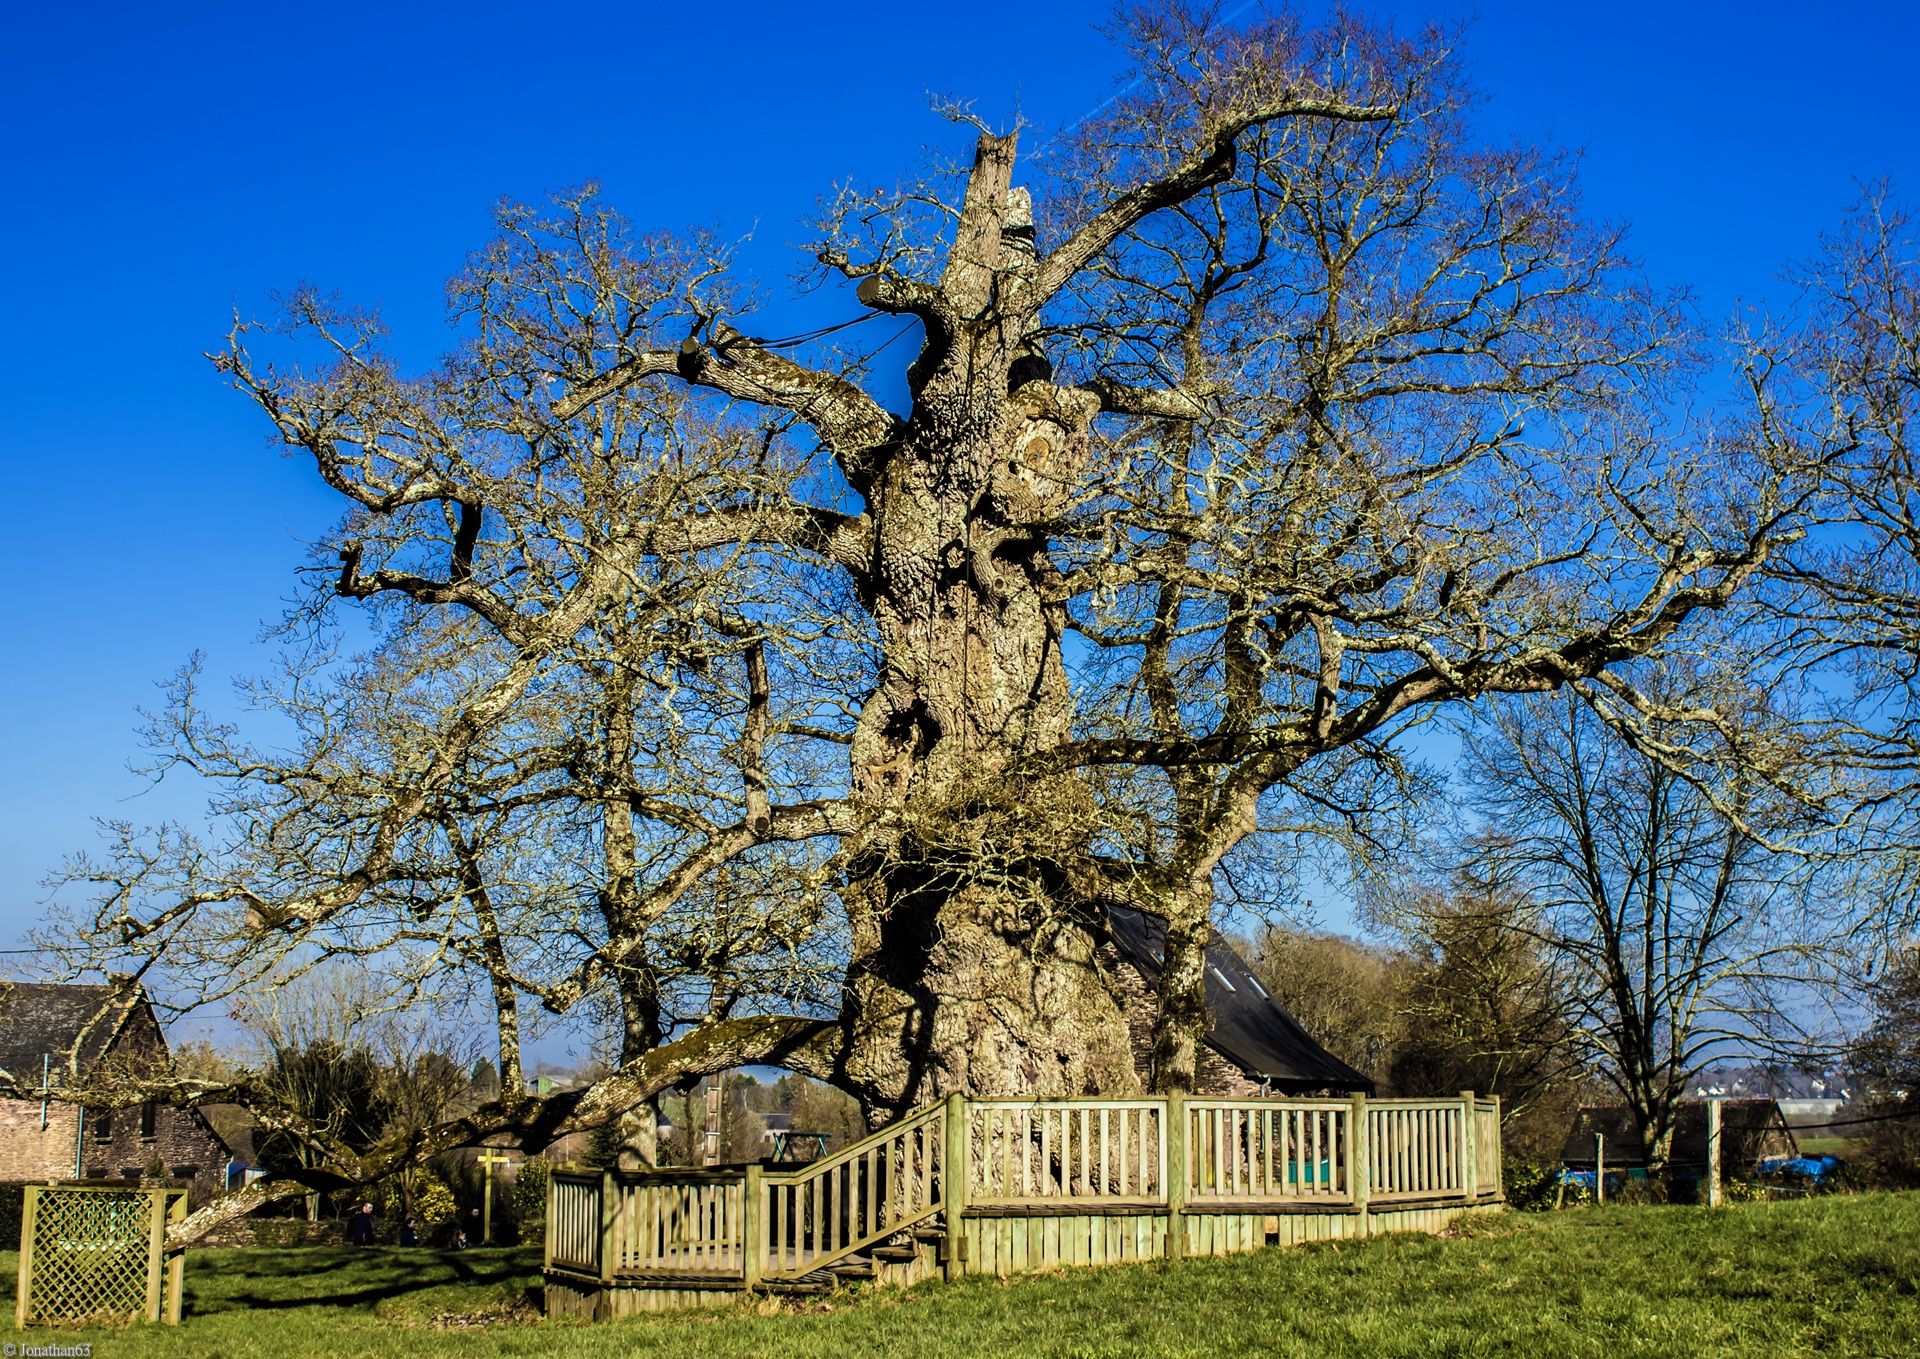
xmin=16 ymin=1184 xmax=185 ymax=1327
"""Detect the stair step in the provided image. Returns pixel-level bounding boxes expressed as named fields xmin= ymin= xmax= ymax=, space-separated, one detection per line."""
xmin=786 ymin=1269 xmax=837 ymax=1287
xmin=872 ymin=1246 xmax=919 ymax=1263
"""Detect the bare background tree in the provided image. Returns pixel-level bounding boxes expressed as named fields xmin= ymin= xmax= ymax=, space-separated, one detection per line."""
xmin=1253 ymin=873 xmax=1582 ymax=1160
xmin=1440 ymin=674 xmax=1843 ymax=1173
xmin=1378 ymin=869 xmax=1584 ymax=1156
xmin=1849 ymin=942 xmax=1920 ymax=1182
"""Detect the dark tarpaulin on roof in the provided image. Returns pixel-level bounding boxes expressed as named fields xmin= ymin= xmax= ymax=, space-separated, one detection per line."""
xmin=1106 ymin=903 xmax=1373 ymax=1094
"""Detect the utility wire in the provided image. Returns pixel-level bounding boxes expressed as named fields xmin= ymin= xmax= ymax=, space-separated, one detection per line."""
xmin=1026 ymin=0 xmax=1268 ymax=164
xmin=737 ymin=311 xmax=887 ymax=352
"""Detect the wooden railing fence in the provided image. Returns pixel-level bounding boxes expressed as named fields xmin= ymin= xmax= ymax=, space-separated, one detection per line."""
xmin=969 ymin=1098 xmax=1165 ymax=1203
xmin=617 ymin=1172 xmax=745 ymax=1275
xmin=761 ymin=1100 xmax=946 ymax=1279
xmin=546 ymin=1171 xmax=603 ymax=1275
xmin=1367 ymin=1099 xmax=1465 ymax=1199
xmin=1186 ymin=1098 xmax=1349 ymax=1200
xmin=1473 ymin=1099 xmax=1502 ymax=1198
xmin=546 ymin=1090 xmax=1504 ymax=1291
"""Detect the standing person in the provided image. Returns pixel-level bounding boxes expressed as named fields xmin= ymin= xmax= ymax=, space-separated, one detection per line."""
xmin=346 ymin=1202 xmax=374 ymax=1246
xmin=399 ymin=1217 xmax=419 ymax=1247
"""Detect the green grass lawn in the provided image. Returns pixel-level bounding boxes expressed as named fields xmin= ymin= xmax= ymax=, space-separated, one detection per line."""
xmin=1794 ymin=1136 xmax=1863 ymax=1157
xmin=5 ymin=1193 xmax=1917 ymax=1357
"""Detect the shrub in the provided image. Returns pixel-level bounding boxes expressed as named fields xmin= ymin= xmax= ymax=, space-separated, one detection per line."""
xmin=373 ymin=1166 xmax=458 ymax=1228
xmin=1502 ymin=1158 xmax=1560 ymax=1212
xmin=511 ymin=1157 xmax=549 ymax=1228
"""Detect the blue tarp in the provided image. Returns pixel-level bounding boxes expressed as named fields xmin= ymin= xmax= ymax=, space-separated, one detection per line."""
xmin=1556 ymin=1169 xmax=1642 ymax=1191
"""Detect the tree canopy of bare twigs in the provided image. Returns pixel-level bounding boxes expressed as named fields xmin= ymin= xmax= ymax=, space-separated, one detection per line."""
xmin=1751 ymin=192 xmax=1920 ymax=936
xmin=37 ymin=5 xmax=1862 ymax=1236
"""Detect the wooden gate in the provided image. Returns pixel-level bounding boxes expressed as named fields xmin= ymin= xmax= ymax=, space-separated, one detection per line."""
xmin=14 ymin=1182 xmax=187 ymax=1327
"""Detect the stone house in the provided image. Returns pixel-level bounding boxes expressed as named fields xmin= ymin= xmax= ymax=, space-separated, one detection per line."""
xmin=1104 ymin=903 xmax=1373 ymax=1096
xmin=0 ymin=980 xmax=234 ymax=1207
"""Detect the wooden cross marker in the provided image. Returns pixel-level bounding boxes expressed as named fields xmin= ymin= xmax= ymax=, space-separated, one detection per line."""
xmin=476 ymin=1149 xmax=517 ymax=1245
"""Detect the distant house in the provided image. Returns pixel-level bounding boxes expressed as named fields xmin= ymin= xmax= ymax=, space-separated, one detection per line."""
xmin=1687 ymin=1069 xmax=1854 ymax=1139
xmin=0 ymin=980 xmax=233 ymax=1205
xmin=1561 ymin=1099 xmax=1797 ymax=1182
xmin=1104 ymin=904 xmax=1373 ymax=1096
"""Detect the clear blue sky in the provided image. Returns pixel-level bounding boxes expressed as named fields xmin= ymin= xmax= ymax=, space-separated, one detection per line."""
xmin=3 ymin=0 xmax=1917 ymax=962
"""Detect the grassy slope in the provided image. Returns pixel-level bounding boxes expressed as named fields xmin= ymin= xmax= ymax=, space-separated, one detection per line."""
xmin=4 ymin=1194 xmax=1917 ymax=1358
xmin=1794 ymin=1136 xmax=1863 ymax=1157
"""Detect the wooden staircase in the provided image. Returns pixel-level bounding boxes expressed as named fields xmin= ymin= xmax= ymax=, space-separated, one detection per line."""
xmin=544 ymin=1090 xmax=1507 ymax=1318
xmin=764 ymin=1223 xmax=947 ymax=1296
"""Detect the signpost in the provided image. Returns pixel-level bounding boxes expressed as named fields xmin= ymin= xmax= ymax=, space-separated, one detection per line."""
xmin=477 ymin=1149 xmax=517 ymax=1245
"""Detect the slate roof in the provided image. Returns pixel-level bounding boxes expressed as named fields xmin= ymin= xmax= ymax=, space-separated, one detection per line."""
xmin=0 ymin=981 xmax=142 ymax=1091
xmin=1560 ymin=1099 xmax=1798 ymax=1170
xmin=1106 ymin=903 xmax=1373 ymax=1094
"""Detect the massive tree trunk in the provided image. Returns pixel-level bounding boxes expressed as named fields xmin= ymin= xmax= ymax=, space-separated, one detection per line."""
xmin=838 ymin=135 xmax=1138 ymax=1114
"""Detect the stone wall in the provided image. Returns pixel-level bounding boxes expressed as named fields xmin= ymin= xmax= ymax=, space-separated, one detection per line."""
xmin=78 ymin=1100 xmax=231 ymax=1205
xmin=196 ymin=1216 xmax=347 ymax=1248
xmin=1101 ymin=946 xmax=1262 ymax=1097
xmin=0 ymin=1097 xmax=83 ymax=1182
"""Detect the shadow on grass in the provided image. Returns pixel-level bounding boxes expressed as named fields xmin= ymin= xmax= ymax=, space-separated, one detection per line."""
xmin=193 ymin=1246 xmax=537 ymax=1315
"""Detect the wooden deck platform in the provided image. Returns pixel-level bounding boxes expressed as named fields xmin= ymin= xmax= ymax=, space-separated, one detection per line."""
xmin=544 ymin=1091 xmax=1505 ymax=1317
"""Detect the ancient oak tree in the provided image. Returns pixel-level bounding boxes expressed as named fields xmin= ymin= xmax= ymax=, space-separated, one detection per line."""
xmin=47 ymin=10 xmax=1818 ymax=1217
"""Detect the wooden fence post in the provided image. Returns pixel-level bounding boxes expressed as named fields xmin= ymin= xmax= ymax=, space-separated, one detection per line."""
xmin=165 ymin=1190 xmax=186 ymax=1325
xmin=541 ymin=1164 xmax=555 ymax=1275
xmin=742 ymin=1163 xmax=764 ymax=1287
xmin=1349 ymin=1092 xmax=1370 ymax=1236
xmin=595 ymin=1171 xmax=616 ymax=1318
xmin=144 ymin=1187 xmax=166 ymax=1323
xmin=943 ymin=1092 xmax=968 ymax=1280
xmin=16 ymin=1184 xmax=38 ymax=1328
xmin=1706 ymin=1099 xmax=1724 ymax=1208
xmin=1164 ymin=1093 xmax=1187 ymax=1260
xmin=1595 ymin=1133 xmax=1606 ymax=1205
xmin=1459 ymin=1091 xmax=1477 ymax=1201
xmin=1491 ymin=1095 xmax=1504 ymax=1199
